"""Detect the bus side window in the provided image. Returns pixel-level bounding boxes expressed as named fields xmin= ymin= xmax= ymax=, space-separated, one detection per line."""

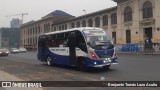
xmin=54 ymin=39 xmax=60 ymax=47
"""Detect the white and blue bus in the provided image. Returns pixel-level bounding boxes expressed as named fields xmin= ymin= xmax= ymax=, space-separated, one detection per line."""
xmin=37 ymin=27 xmax=118 ymax=70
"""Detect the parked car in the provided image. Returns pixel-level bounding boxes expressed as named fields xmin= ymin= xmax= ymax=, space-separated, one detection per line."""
xmin=19 ymin=47 xmax=27 ymax=53
xmin=10 ymin=48 xmax=20 ymax=53
xmin=0 ymin=48 xmax=9 ymax=56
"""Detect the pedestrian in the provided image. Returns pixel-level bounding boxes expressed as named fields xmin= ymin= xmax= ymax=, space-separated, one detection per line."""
xmin=148 ymin=37 xmax=153 ymax=49
xmin=144 ymin=36 xmax=153 ymax=53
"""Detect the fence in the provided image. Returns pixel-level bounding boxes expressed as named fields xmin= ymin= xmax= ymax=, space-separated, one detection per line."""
xmin=116 ymin=43 xmax=160 ymax=54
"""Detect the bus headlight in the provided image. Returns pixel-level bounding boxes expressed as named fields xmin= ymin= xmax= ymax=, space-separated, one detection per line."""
xmin=106 ymin=58 xmax=111 ymax=62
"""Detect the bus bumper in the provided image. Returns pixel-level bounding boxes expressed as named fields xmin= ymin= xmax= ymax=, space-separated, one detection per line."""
xmin=85 ymin=57 xmax=118 ymax=68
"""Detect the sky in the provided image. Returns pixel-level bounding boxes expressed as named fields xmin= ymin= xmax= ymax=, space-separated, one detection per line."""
xmin=0 ymin=0 xmax=117 ymax=28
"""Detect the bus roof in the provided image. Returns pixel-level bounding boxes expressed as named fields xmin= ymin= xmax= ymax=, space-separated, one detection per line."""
xmin=44 ymin=27 xmax=103 ymax=35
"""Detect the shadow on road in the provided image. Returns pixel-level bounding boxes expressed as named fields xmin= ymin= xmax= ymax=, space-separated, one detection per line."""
xmin=40 ymin=63 xmax=117 ymax=74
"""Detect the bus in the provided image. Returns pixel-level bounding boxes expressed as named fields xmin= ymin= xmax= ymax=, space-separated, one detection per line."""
xmin=37 ymin=27 xmax=118 ymax=70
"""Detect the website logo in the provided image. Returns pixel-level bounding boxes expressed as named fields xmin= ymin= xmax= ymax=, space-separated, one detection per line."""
xmin=2 ymin=82 xmax=11 ymax=87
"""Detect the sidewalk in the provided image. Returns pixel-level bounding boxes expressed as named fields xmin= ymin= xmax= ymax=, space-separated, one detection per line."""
xmin=117 ymin=51 xmax=160 ymax=55
xmin=0 ymin=70 xmax=43 ymax=90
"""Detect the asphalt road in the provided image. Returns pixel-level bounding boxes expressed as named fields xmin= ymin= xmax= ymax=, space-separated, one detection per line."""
xmin=0 ymin=52 xmax=160 ymax=90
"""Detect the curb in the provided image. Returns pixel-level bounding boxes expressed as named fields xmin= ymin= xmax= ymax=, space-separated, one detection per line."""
xmin=117 ymin=52 xmax=160 ymax=55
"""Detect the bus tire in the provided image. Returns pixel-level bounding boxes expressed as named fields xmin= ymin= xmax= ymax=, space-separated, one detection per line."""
xmin=47 ymin=56 xmax=53 ymax=66
xmin=103 ymin=65 xmax=111 ymax=70
xmin=77 ymin=57 xmax=86 ymax=71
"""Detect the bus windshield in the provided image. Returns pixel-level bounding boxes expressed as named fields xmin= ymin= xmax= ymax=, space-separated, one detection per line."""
xmin=83 ymin=30 xmax=114 ymax=50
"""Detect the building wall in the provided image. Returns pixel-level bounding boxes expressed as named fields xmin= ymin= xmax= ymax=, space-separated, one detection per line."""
xmin=20 ymin=0 xmax=160 ymax=50
xmin=21 ymin=8 xmax=118 ymax=50
xmin=154 ymin=0 xmax=160 ymax=43
xmin=21 ymin=18 xmax=53 ymax=50
xmin=11 ymin=18 xmax=22 ymax=28
xmin=116 ymin=0 xmax=160 ymax=44
xmin=0 ymin=28 xmax=20 ymax=48
xmin=0 ymin=30 xmax=2 ymax=47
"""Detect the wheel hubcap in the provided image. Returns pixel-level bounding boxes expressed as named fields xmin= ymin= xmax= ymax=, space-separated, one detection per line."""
xmin=47 ymin=57 xmax=51 ymax=66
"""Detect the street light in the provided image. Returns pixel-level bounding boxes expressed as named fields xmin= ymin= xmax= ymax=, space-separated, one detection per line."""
xmin=83 ymin=10 xmax=86 ymax=15
xmin=83 ymin=10 xmax=87 ymax=19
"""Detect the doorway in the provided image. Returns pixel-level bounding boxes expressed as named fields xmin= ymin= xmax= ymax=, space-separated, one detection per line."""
xmin=112 ymin=32 xmax=116 ymax=44
xmin=144 ymin=27 xmax=152 ymax=39
xmin=126 ymin=30 xmax=131 ymax=44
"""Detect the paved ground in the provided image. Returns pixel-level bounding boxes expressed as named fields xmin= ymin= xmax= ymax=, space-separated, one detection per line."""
xmin=0 ymin=51 xmax=160 ymax=90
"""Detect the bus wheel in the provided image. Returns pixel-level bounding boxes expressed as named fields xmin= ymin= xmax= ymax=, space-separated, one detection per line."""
xmin=47 ymin=57 xmax=52 ymax=66
xmin=103 ymin=65 xmax=111 ymax=70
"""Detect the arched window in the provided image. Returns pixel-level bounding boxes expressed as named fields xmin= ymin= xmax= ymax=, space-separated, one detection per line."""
xmin=59 ymin=25 xmax=62 ymax=30
xmin=35 ymin=26 xmax=37 ymax=34
xmin=103 ymin=15 xmax=108 ymax=26
xmin=28 ymin=29 xmax=29 ymax=35
xmin=88 ymin=19 xmax=93 ymax=27
xmin=44 ymin=24 xmax=46 ymax=33
xmin=95 ymin=17 xmax=100 ymax=27
xmin=124 ymin=6 xmax=132 ymax=22
xmin=54 ymin=27 xmax=57 ymax=31
xmin=33 ymin=27 xmax=35 ymax=34
xmin=76 ymin=21 xmax=80 ymax=27
xmin=82 ymin=20 xmax=86 ymax=27
xmin=62 ymin=25 xmax=65 ymax=30
xmin=28 ymin=38 xmax=29 ymax=45
xmin=143 ymin=1 xmax=153 ymax=19
xmin=48 ymin=23 xmax=50 ymax=32
xmin=71 ymin=23 xmax=75 ymax=28
xmin=30 ymin=28 xmax=32 ymax=35
xmin=111 ymin=13 xmax=117 ymax=24
xmin=65 ymin=24 xmax=67 ymax=29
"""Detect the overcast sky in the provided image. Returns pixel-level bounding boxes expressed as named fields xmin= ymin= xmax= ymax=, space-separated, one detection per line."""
xmin=0 ymin=0 xmax=116 ymax=27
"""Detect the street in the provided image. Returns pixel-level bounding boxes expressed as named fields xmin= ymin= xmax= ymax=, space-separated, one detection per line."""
xmin=0 ymin=52 xmax=160 ymax=90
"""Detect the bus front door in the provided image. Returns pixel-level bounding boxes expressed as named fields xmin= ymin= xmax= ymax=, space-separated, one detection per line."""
xmin=68 ymin=35 xmax=77 ymax=66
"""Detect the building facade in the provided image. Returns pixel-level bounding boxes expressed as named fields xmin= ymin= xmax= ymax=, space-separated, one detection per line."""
xmin=11 ymin=18 xmax=22 ymax=28
xmin=20 ymin=0 xmax=160 ymax=50
xmin=115 ymin=0 xmax=160 ymax=45
xmin=0 ymin=28 xmax=20 ymax=48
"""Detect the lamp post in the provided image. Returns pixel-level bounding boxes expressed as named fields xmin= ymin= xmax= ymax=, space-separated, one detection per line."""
xmin=83 ymin=10 xmax=87 ymax=19
xmin=83 ymin=10 xmax=87 ymax=27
